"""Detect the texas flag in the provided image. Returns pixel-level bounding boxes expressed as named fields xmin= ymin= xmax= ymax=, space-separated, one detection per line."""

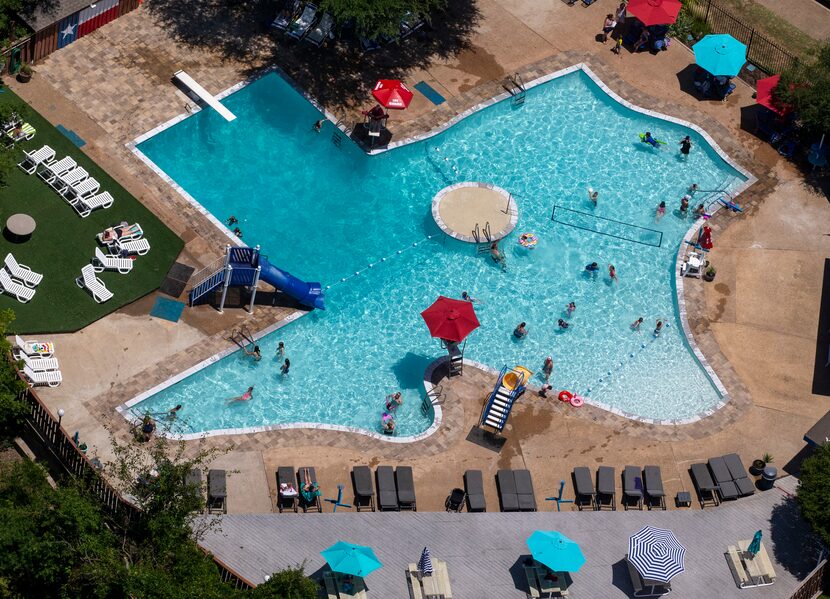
xmin=57 ymin=12 xmax=79 ymax=49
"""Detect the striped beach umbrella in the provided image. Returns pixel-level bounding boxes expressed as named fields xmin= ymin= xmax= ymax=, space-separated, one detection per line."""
xmin=418 ymin=546 xmax=434 ymax=575
xmin=628 ymin=526 xmax=686 ymax=583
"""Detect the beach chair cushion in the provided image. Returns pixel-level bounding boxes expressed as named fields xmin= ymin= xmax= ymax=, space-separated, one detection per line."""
xmin=208 ymin=469 xmax=226 ymax=498
xmin=573 ymin=466 xmax=595 ymax=496
xmin=376 ymin=465 xmax=398 ymax=510
xmin=395 ymin=466 xmax=416 ymax=509
xmin=690 ymin=462 xmax=717 ymax=491
xmin=597 ymin=465 xmax=615 ymax=495
xmin=623 ymin=466 xmax=644 ymax=498
xmin=352 ymin=465 xmax=374 ymax=498
xmin=497 ymin=469 xmax=519 ymax=512
xmin=643 ymin=466 xmax=664 ymax=497
xmin=464 ymin=469 xmax=486 ymax=512
xmin=708 ymin=457 xmax=739 ymax=500
xmin=514 ymin=469 xmax=537 ymax=511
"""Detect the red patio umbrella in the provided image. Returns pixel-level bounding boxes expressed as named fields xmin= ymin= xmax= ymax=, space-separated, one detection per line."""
xmin=420 ymin=296 xmax=480 ymax=343
xmin=372 ymin=80 xmax=414 ymax=110
xmin=756 ymin=75 xmax=790 ymax=115
xmin=627 ymin=0 xmax=682 ymax=26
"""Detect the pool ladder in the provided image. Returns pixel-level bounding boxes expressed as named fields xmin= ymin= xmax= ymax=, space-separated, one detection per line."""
xmin=473 ymin=222 xmax=492 ymax=254
xmin=422 ymin=384 xmax=445 ymax=415
xmin=504 ymin=73 xmax=526 ymax=107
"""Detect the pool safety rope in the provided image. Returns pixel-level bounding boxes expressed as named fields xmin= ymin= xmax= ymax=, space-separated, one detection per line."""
xmin=324 ymin=234 xmax=437 ymax=290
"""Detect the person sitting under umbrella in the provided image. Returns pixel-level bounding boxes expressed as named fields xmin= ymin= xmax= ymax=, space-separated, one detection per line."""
xmin=363 ymin=104 xmax=389 ymax=122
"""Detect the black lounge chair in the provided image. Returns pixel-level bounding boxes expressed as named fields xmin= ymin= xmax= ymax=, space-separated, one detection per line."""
xmin=596 ymin=466 xmax=616 ymax=510
xmin=723 ymin=453 xmax=755 ymax=497
xmin=623 ymin=466 xmax=643 ymax=510
xmin=708 ymin=457 xmax=739 ymax=501
xmin=352 ymin=466 xmax=375 ymax=511
xmin=297 ymin=466 xmax=322 ymax=513
xmin=573 ymin=467 xmax=596 ymax=511
xmin=376 ymin=466 xmax=398 ymax=511
xmin=690 ymin=462 xmax=720 ymax=508
xmin=277 ymin=466 xmax=298 ymax=513
xmin=643 ymin=465 xmax=666 ymax=510
xmin=396 ymin=466 xmax=417 ymax=511
xmin=185 ymin=468 xmax=203 ymax=506
xmin=464 ymin=469 xmax=486 ymax=512
xmin=496 ymin=469 xmax=520 ymax=512
xmin=515 ymin=469 xmax=537 ymax=512
xmin=286 ymin=3 xmax=317 ymax=40
xmin=271 ymin=0 xmax=301 ymax=30
xmin=207 ymin=469 xmax=227 ymax=514
xmin=445 ymin=488 xmax=466 ymax=512
xmin=304 ymin=12 xmax=333 ymax=47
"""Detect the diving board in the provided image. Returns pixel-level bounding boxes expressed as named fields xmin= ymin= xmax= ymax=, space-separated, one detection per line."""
xmin=173 ymin=70 xmax=236 ymax=122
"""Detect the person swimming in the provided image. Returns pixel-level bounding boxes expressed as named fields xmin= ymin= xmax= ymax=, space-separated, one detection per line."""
xmin=680 ymin=195 xmax=690 ymax=214
xmin=514 ymin=322 xmax=528 ymax=338
xmin=654 ymin=319 xmax=663 ymax=336
xmin=588 ymin=188 xmax=599 ymax=205
xmin=609 ymin=264 xmax=618 ymax=282
xmin=461 ymin=291 xmax=477 ymax=303
xmin=656 ymin=201 xmax=666 ymax=221
xmin=277 ymin=341 xmax=285 ymax=357
xmin=679 ymin=135 xmax=692 ymax=156
xmin=280 ymin=359 xmax=291 ymax=376
xmin=313 ymin=119 xmax=324 ymax=132
xmin=631 ymin=317 xmax=644 ymax=331
xmin=542 ymin=356 xmax=554 ymax=382
xmin=227 ymin=216 xmax=238 ymax=226
xmin=243 ymin=344 xmax=262 ymax=361
xmin=166 ymin=404 xmax=182 ymax=420
xmin=227 ymin=386 xmax=254 ymax=403
xmin=694 ymin=203 xmax=706 ymax=218
xmin=585 ymin=262 xmax=600 ymax=273
xmin=385 ymin=392 xmax=403 ymax=411
xmin=490 ymin=241 xmax=507 ymax=271
xmin=558 ymin=319 xmax=569 ymax=330
xmin=566 ymin=302 xmax=576 ymax=315
xmin=643 ymin=131 xmax=659 ymax=148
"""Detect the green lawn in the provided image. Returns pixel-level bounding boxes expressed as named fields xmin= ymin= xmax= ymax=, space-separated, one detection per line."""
xmin=0 ymin=89 xmax=183 ymax=334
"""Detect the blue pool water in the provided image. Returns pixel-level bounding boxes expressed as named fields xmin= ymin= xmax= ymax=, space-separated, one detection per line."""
xmin=133 ymin=69 xmax=747 ymax=437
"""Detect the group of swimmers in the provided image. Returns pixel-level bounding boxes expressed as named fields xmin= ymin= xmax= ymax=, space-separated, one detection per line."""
xmin=585 ymin=262 xmax=618 ymax=283
xmin=631 ymin=317 xmax=667 ymax=337
xmin=381 ymin=391 xmax=403 ymax=433
xmin=640 ymin=132 xmax=693 ymax=157
xmin=241 ymin=340 xmax=290 ymax=375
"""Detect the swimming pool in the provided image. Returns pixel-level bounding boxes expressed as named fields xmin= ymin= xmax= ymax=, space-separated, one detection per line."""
xmin=128 ymin=66 xmax=751 ymax=439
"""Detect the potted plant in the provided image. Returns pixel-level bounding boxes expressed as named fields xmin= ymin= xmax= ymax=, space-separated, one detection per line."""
xmin=750 ymin=453 xmax=773 ymax=475
xmin=703 ymin=265 xmax=716 ymax=281
xmin=16 ymin=63 xmax=31 ymax=83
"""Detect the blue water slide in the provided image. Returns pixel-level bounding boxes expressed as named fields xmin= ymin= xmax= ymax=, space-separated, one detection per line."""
xmin=257 ymin=256 xmax=325 ymax=310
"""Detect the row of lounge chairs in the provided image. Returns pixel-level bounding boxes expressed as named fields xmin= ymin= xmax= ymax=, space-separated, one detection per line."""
xmin=574 ymin=465 xmax=667 ymax=511
xmin=271 ymin=2 xmax=334 ymax=47
xmin=0 ymin=253 xmax=43 ymax=304
xmin=497 ymin=469 xmax=537 ymax=512
xmin=75 ymin=223 xmax=150 ymax=303
xmin=13 ymin=334 xmax=62 ymax=387
xmin=690 ymin=454 xmax=755 ymax=508
xmin=185 ymin=468 xmax=227 ymax=514
xmin=277 ymin=466 xmax=324 ymax=512
xmin=350 ymin=465 xmax=417 ymax=511
xmin=21 ymin=146 xmax=115 ymax=218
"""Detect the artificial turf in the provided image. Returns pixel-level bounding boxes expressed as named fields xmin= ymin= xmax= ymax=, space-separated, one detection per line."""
xmin=0 ymin=89 xmax=183 ymax=334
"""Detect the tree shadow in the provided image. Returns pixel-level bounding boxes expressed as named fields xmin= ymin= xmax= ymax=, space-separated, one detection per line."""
xmin=144 ymin=0 xmax=482 ymax=111
xmin=769 ymin=496 xmax=823 ymax=579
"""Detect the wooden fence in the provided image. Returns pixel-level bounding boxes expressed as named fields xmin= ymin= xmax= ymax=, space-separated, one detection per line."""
xmin=19 ymin=382 xmax=255 ymax=591
xmin=788 ymin=559 xmax=828 ymax=599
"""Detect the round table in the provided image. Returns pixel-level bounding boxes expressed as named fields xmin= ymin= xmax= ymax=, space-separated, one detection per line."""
xmin=5 ymin=213 xmax=36 ymax=243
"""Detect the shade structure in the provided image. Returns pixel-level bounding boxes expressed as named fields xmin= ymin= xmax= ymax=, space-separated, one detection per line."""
xmin=372 ymin=80 xmax=414 ymax=110
xmin=421 ymin=296 xmax=480 ymax=343
xmin=747 ymin=530 xmax=762 ymax=556
xmin=628 ymin=526 xmax=686 ymax=583
xmin=627 ymin=0 xmax=682 ymax=26
xmin=694 ymin=34 xmax=747 ymax=77
xmin=527 ymin=531 xmax=586 ymax=573
xmin=756 ymin=75 xmax=780 ymax=112
xmin=418 ymin=547 xmax=434 ymax=575
xmin=321 ymin=541 xmax=382 ymax=577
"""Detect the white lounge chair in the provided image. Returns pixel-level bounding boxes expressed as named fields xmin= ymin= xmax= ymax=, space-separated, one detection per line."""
xmin=116 ymin=238 xmax=150 ymax=256
xmin=37 ymin=156 xmax=76 ymax=183
xmin=18 ymin=145 xmax=55 ymax=175
xmin=681 ymin=252 xmax=704 ymax=279
xmin=18 ymin=352 xmax=60 ymax=372
xmin=14 ymin=334 xmax=54 ymax=358
xmin=4 ymin=253 xmax=43 ymax=288
xmin=97 ymin=222 xmax=141 ymax=245
xmin=50 ymin=166 xmax=88 ymax=193
xmin=75 ymin=191 xmax=114 ymax=218
xmin=76 ymin=264 xmax=113 ymax=303
xmin=94 ymin=247 xmax=133 ymax=274
xmin=23 ymin=364 xmax=62 ymax=387
xmin=63 ymin=176 xmax=100 ymax=202
xmin=0 ymin=269 xmax=35 ymax=303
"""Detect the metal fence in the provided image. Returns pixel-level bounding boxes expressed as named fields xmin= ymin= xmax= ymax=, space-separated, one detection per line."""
xmin=687 ymin=0 xmax=799 ymax=77
xmin=18 ymin=379 xmax=256 ymax=591
xmin=788 ymin=558 xmax=827 ymax=599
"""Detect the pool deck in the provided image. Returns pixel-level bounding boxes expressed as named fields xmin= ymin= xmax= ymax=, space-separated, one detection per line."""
xmin=9 ymin=0 xmax=830 ymax=520
xmin=432 ymin=182 xmax=518 ymax=243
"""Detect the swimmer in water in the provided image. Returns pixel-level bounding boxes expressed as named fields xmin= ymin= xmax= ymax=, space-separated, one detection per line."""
xmin=490 ymin=241 xmax=507 ymax=271
xmin=167 ymin=404 xmax=182 ymax=420
xmin=281 ymin=358 xmax=291 ymax=376
xmin=227 ymin=386 xmax=254 ymax=403
xmin=234 ymin=227 xmax=243 ymax=238
xmin=588 ymin=189 xmax=599 ymax=205
xmin=566 ymin=302 xmax=576 ymax=315
xmin=558 ymin=319 xmax=570 ymax=330
xmin=313 ymin=119 xmax=324 ymax=132
xmin=385 ymin=392 xmax=403 ymax=411
xmin=656 ymin=201 xmax=666 ymax=221
xmin=227 ymin=216 xmax=238 ymax=226
xmin=543 ymin=356 xmax=554 ymax=382
xmin=514 ymin=322 xmax=528 ymax=338
xmin=461 ymin=291 xmax=477 ymax=303
xmin=694 ymin=203 xmax=706 ymax=218
xmin=243 ymin=344 xmax=262 ymax=361
xmin=689 ymin=183 xmax=699 ymax=195
xmin=654 ymin=320 xmax=663 ymax=336
xmin=585 ymin=262 xmax=600 ymax=275
xmin=679 ymin=135 xmax=692 ymax=157
xmin=680 ymin=195 xmax=690 ymax=215
xmin=609 ymin=264 xmax=618 ymax=282
xmin=631 ymin=317 xmax=644 ymax=331
xmin=277 ymin=341 xmax=285 ymax=358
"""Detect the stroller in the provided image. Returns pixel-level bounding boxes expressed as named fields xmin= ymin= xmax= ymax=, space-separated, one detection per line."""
xmin=445 ymin=488 xmax=466 ymax=512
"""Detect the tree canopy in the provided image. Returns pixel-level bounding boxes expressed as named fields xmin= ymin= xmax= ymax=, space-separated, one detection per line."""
xmin=0 ymin=308 xmax=28 ymax=445
xmin=777 ymin=42 xmax=830 ymax=137
xmin=797 ymin=444 xmax=830 ymax=547
xmin=319 ymin=0 xmax=447 ymax=39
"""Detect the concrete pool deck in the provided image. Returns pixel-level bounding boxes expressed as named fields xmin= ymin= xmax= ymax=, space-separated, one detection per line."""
xmin=9 ymin=0 xmax=829 ymax=516
xmin=432 ymin=182 xmax=518 ymax=243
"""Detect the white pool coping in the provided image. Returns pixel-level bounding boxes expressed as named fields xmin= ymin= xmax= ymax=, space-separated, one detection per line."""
xmin=123 ymin=62 xmax=756 ymax=440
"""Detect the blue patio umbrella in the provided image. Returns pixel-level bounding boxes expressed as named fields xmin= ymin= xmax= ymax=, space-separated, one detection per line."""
xmin=321 ymin=541 xmax=382 ymax=577
xmin=747 ymin=530 xmax=763 ymax=556
xmin=527 ymin=531 xmax=586 ymax=573
xmin=628 ymin=526 xmax=686 ymax=583
xmin=694 ymin=34 xmax=747 ymax=77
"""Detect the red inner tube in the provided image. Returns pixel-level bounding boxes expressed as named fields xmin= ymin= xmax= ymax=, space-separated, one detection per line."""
xmin=558 ymin=390 xmax=573 ymax=402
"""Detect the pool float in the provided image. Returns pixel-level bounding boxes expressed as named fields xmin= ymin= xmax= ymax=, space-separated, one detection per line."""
xmin=558 ymin=390 xmax=574 ymax=402
xmin=518 ymin=233 xmax=538 ymax=249
xmin=639 ymin=133 xmax=666 ymax=146
xmin=570 ymin=395 xmax=584 ymax=408
xmin=718 ymin=198 xmax=743 ymax=212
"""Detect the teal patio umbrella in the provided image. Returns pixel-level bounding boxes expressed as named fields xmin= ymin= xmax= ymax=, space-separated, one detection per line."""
xmin=321 ymin=541 xmax=382 ymax=577
xmin=747 ymin=530 xmax=762 ymax=556
xmin=694 ymin=34 xmax=747 ymax=77
xmin=527 ymin=531 xmax=586 ymax=572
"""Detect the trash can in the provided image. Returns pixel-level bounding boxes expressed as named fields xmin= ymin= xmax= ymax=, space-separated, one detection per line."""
xmin=760 ymin=466 xmax=777 ymax=490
